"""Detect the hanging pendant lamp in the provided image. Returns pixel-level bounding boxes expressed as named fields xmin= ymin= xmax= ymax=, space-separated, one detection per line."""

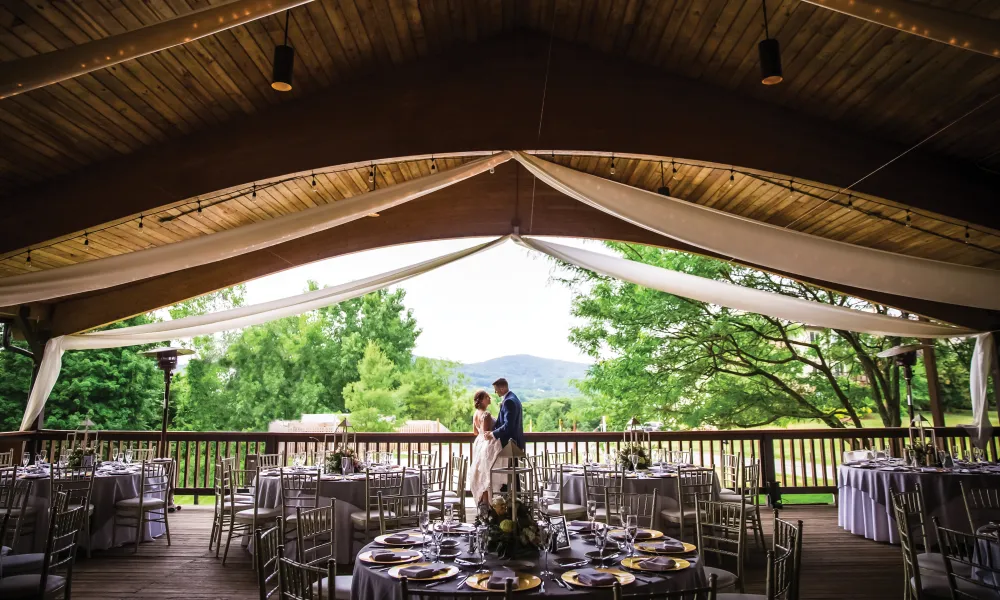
xmin=271 ymin=10 xmax=294 ymax=92
xmin=758 ymin=0 xmax=783 ymax=85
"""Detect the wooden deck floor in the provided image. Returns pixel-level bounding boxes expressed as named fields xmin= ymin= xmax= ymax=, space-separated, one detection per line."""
xmin=66 ymin=505 xmax=903 ymax=600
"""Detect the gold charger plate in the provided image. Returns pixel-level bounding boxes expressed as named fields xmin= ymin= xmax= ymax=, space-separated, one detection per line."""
xmin=635 ymin=540 xmax=697 ymax=554
xmin=358 ymin=550 xmax=422 ymax=565
xmin=610 ymin=528 xmax=664 ymax=541
xmin=621 ymin=556 xmax=691 ymax=572
xmin=465 ymin=572 xmax=542 ymax=592
xmin=375 ymin=533 xmax=427 ymax=546
xmin=388 ymin=563 xmax=460 ymax=581
xmin=562 ymin=568 xmax=635 ymax=588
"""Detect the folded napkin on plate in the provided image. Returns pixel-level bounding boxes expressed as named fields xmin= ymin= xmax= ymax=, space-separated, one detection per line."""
xmin=372 ymin=550 xmax=414 ymax=561
xmin=612 ymin=530 xmax=652 ymax=540
xmin=383 ymin=534 xmax=414 ymax=544
xmin=398 ymin=564 xmax=446 ymax=579
xmin=639 ymin=557 xmax=677 ymax=571
xmin=647 ymin=538 xmax=686 ymax=552
xmin=487 ymin=568 xmax=517 ymax=590
xmin=576 ymin=568 xmax=616 ymax=586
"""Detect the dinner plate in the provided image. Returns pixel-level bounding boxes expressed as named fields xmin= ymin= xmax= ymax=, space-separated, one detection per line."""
xmin=388 ymin=563 xmax=459 ymax=581
xmin=610 ymin=528 xmax=663 ymax=541
xmin=621 ymin=556 xmax=691 ymax=572
xmin=561 ymin=568 xmax=635 ymax=588
xmin=358 ymin=550 xmax=422 ymax=564
xmin=375 ymin=533 xmax=427 ymax=546
xmin=634 ymin=540 xmax=697 ymax=554
xmin=465 ymin=572 xmax=542 ymax=592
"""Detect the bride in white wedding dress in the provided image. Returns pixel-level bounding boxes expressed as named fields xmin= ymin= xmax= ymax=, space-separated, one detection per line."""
xmin=469 ymin=390 xmax=503 ymax=505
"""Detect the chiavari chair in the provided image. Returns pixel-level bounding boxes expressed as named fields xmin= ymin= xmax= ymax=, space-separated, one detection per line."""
xmin=536 ymin=464 xmax=586 ymax=519
xmin=295 ymin=504 xmax=352 ymax=600
xmin=112 ymin=460 xmax=172 ymax=553
xmin=411 ymin=452 xmax=437 ymax=469
xmin=696 ymin=498 xmax=747 ymax=593
xmin=1 ymin=466 xmax=38 ymax=552
xmin=895 ymin=504 xmax=936 ymax=600
xmin=890 ymin=484 xmax=966 ymax=578
xmin=605 ymin=489 xmax=658 ymax=530
xmin=444 ymin=456 xmax=468 ymax=521
xmin=401 ymin=578 xmax=514 ymax=599
xmin=130 ymin=447 xmax=156 ymax=462
xmin=614 ymin=574 xmax=718 ymax=600
xmin=211 ymin=460 xmax=254 ymax=553
xmin=257 ymin=454 xmax=283 ymax=469
xmin=280 ymin=469 xmax=321 ymax=537
xmin=255 ymin=519 xmax=283 ymax=600
xmin=352 ymin=470 xmax=403 ymax=542
xmin=584 ymin=465 xmax=623 ymax=523
xmin=960 ymin=482 xmax=1000 ymax=533
xmin=661 ymin=468 xmax=715 ymax=541
xmin=418 ymin=465 xmax=449 ymax=518
xmin=0 ymin=491 xmax=85 ymax=599
xmin=378 ymin=492 xmax=427 ymax=534
xmin=718 ymin=452 xmax=742 ymax=494
xmin=720 ymin=461 xmax=764 ymax=548
xmin=0 ymin=449 xmax=13 ymax=467
xmin=49 ymin=463 xmax=95 ymax=557
xmin=276 ymin=545 xmax=335 ymax=600
xmin=932 ymin=517 xmax=1000 ymax=600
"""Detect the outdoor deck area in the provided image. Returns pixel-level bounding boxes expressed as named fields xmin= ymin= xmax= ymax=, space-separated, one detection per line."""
xmin=67 ymin=504 xmax=902 ymax=600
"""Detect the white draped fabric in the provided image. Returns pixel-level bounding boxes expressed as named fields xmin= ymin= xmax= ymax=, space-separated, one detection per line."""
xmin=513 ymin=151 xmax=1000 ymax=311
xmin=18 ymin=237 xmax=507 ymax=430
xmin=966 ymin=333 xmax=996 ymax=449
xmin=0 ymin=152 xmax=512 ymax=306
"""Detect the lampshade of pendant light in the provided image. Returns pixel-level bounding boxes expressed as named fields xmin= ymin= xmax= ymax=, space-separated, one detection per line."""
xmin=758 ymin=0 xmax=783 ymax=85
xmin=271 ymin=10 xmax=294 ymax=92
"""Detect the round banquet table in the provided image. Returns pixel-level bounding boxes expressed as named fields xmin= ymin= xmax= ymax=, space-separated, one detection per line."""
xmin=351 ymin=531 xmax=707 ymax=600
xmin=256 ymin=468 xmax=421 ymax=561
xmin=19 ymin=463 xmax=169 ymax=553
xmin=837 ymin=463 xmax=1000 ymax=544
xmin=560 ymin=467 xmax=721 ymax=530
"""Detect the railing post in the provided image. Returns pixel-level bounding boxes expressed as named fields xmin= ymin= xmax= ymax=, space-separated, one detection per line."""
xmin=758 ymin=433 xmax=780 ymax=507
xmin=264 ymin=434 xmax=278 ymax=456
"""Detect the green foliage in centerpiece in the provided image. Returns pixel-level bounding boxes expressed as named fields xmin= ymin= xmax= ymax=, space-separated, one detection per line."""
xmin=477 ymin=493 xmax=540 ymax=557
xmin=618 ymin=443 xmax=650 ymax=469
xmin=68 ymin=446 xmax=98 ymax=469
xmin=323 ymin=446 xmax=361 ymax=474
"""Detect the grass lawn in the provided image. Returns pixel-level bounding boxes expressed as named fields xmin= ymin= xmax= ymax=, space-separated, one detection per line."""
xmin=759 ymin=409 xmax=996 ymax=430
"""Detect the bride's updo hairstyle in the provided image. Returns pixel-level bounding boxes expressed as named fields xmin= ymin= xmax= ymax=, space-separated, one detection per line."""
xmin=473 ymin=390 xmax=490 ymax=410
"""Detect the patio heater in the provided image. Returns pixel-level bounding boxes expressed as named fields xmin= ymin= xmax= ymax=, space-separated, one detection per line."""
xmin=877 ymin=344 xmax=933 ymax=426
xmin=141 ymin=346 xmax=195 ymax=459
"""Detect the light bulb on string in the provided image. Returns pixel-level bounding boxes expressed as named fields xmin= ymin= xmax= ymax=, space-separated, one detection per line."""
xmin=26 ymin=250 xmax=30 ymax=264
xmin=252 ymin=184 xmax=257 ymax=201
xmin=311 ymin=171 xmax=317 ymax=190
xmin=369 ymin=164 xmax=375 ymax=183
xmin=197 ymin=201 xmax=202 ymax=213
xmin=847 ymin=194 xmax=853 ymax=210
xmin=905 ymin=211 xmax=911 ymax=227
xmin=657 ymin=161 xmax=670 ymax=196
xmin=430 ymin=156 xmax=437 ymax=172
xmin=727 ymin=168 xmax=735 ymax=188
xmin=84 ymin=232 xmax=89 ymax=246
xmin=610 ymin=154 xmax=616 ymax=176
xmin=138 ymin=214 xmax=144 ymax=229
xmin=671 ymin=160 xmax=680 ymax=180
xmin=966 ymin=225 xmax=971 ymax=244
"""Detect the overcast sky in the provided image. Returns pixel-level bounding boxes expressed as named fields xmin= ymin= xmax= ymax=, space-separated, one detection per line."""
xmin=240 ymin=237 xmax=615 ymax=365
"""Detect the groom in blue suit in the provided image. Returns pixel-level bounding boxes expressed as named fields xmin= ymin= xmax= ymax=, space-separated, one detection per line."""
xmin=484 ymin=378 xmax=525 ymax=450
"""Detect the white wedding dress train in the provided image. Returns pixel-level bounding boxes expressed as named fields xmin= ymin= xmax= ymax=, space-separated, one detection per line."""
xmin=469 ymin=409 xmax=503 ymax=504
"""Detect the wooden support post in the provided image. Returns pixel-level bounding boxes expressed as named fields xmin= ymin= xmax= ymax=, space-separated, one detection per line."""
xmin=919 ymin=335 xmax=945 ymax=427
xmin=12 ymin=307 xmax=49 ymax=453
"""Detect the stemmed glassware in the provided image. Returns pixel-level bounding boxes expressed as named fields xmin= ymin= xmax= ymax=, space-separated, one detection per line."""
xmin=973 ymin=448 xmax=985 ymax=463
xmin=593 ymin=522 xmax=610 ymax=564
xmin=124 ymin=448 xmax=133 ymax=465
xmin=586 ymin=499 xmax=597 ymax=530
xmin=625 ymin=514 xmax=639 ymax=556
xmin=629 ymin=452 xmax=640 ymax=475
xmin=475 ymin=525 xmax=489 ymax=573
xmin=35 ymin=453 xmax=44 ymax=466
xmin=536 ymin=519 xmax=553 ymax=578
xmin=21 ymin=453 xmax=29 ymax=468
xmin=112 ymin=448 xmax=120 ymax=463
xmin=418 ymin=510 xmax=431 ymax=540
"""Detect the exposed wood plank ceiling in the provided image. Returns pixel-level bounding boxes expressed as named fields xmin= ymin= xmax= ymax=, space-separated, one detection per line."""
xmin=3 ymin=152 xmax=998 ymax=283
xmin=0 ymin=0 xmax=998 ymax=199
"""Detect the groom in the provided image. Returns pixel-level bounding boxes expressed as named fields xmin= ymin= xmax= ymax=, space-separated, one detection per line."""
xmin=484 ymin=377 xmax=525 ymax=450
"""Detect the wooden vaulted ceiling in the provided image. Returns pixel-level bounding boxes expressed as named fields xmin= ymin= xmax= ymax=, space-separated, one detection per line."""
xmin=0 ymin=0 xmax=998 ymax=196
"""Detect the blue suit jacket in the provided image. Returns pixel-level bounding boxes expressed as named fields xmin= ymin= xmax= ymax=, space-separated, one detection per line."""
xmin=493 ymin=391 xmax=525 ymax=449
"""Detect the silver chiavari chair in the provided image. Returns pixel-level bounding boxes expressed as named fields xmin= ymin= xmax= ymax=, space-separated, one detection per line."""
xmin=255 ymin=519 xmax=283 ymax=600
xmin=933 ymin=517 xmax=1000 ymax=600
xmin=295 ymin=503 xmax=352 ymax=600
xmin=661 ymin=468 xmax=715 ymax=541
xmin=605 ymin=489 xmax=659 ymax=530
xmin=960 ymin=482 xmax=1000 ymax=532
xmin=1 ymin=466 xmax=37 ymax=551
xmin=0 ymin=492 xmax=86 ymax=599
xmin=49 ymin=463 xmax=96 ymax=557
xmin=537 ymin=464 xmax=586 ymax=519
xmin=378 ymin=492 xmax=427 ymax=535
xmin=612 ymin=575 xmax=718 ymax=600
xmin=584 ymin=465 xmax=623 ymax=524
xmin=276 ymin=545 xmax=335 ymax=600
xmin=112 ymin=460 xmax=172 ymax=552
xmin=696 ymin=498 xmax=747 ymax=593
xmin=0 ymin=450 xmax=13 ymax=468
xmin=351 ymin=471 xmax=403 ymax=542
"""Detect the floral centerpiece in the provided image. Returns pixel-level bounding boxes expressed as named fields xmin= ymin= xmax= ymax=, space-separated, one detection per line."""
xmin=323 ymin=446 xmax=361 ymax=474
xmin=618 ymin=443 xmax=650 ymax=469
xmin=476 ymin=493 xmax=540 ymax=558
xmin=68 ymin=446 xmax=98 ymax=469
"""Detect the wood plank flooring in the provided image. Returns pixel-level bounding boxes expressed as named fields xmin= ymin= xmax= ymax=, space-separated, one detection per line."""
xmin=66 ymin=504 xmax=903 ymax=600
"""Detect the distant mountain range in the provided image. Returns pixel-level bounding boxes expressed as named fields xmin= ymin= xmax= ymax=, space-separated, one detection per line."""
xmin=455 ymin=354 xmax=589 ymax=399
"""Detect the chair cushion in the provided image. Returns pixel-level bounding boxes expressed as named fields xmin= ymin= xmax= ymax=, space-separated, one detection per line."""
xmin=0 ymin=574 xmax=66 ymax=598
xmin=444 ymin=491 xmax=459 ymax=498
xmin=69 ymin=503 xmax=96 ymax=515
xmin=703 ymin=567 xmax=739 ymax=591
xmin=916 ymin=574 xmax=996 ymax=600
xmin=115 ymin=496 xmax=166 ymax=510
xmin=543 ymin=503 xmax=588 ymax=519
xmin=349 ymin=511 xmax=396 ymax=527
xmin=0 ymin=552 xmax=44 ymax=576
xmin=918 ymin=552 xmax=973 ymax=577
xmin=660 ymin=506 xmax=703 ymax=522
xmin=234 ymin=506 xmax=282 ymax=523
xmin=718 ymin=491 xmax=744 ymax=503
xmin=0 ymin=507 xmax=37 ymax=517
xmin=313 ymin=575 xmax=353 ymax=600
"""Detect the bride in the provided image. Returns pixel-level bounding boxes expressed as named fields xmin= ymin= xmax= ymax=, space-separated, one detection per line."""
xmin=469 ymin=390 xmax=503 ymax=505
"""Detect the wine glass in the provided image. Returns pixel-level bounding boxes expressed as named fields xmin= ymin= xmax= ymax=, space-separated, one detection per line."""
xmin=586 ymin=499 xmax=597 ymax=529
xmin=629 ymin=453 xmax=640 ymax=474
xmin=444 ymin=504 xmax=455 ymax=530
xmin=475 ymin=525 xmax=489 ymax=573
xmin=21 ymin=453 xmax=29 ymax=468
xmin=124 ymin=448 xmax=133 ymax=465
xmin=973 ymin=448 xmax=985 ymax=463
xmin=112 ymin=447 xmax=120 ymax=463
xmin=625 ymin=514 xmax=639 ymax=557
xmin=35 ymin=453 xmax=44 ymax=466
xmin=418 ymin=510 xmax=431 ymax=539
xmin=431 ymin=522 xmax=445 ymax=560
xmin=593 ymin=522 xmax=609 ymax=564
xmin=536 ymin=519 xmax=553 ymax=577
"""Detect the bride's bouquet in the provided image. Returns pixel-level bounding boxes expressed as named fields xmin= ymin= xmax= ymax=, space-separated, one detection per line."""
xmin=476 ymin=493 xmax=540 ymax=558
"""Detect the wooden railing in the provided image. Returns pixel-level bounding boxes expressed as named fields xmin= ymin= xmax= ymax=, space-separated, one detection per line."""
xmin=1 ymin=427 xmax=996 ymax=499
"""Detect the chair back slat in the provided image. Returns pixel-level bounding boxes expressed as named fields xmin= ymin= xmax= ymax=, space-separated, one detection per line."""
xmin=961 ymin=482 xmax=1000 ymax=532
xmin=280 ymin=470 xmax=321 ymax=513
xmin=890 ymin=484 xmax=931 ymax=550
xmin=605 ymin=490 xmax=658 ymax=530
xmin=277 ymin=547 xmax=334 ymax=600
xmin=295 ymin=504 xmax=337 ymax=566
xmin=378 ymin=492 xmax=428 ymax=534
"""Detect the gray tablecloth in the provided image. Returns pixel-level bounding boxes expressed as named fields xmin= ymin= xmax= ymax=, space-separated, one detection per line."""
xmin=256 ymin=470 xmax=420 ymax=562
xmin=21 ymin=468 xmax=167 ymax=553
xmin=972 ymin=525 xmax=1000 ymax=586
xmin=561 ymin=470 xmax=721 ymax=530
xmin=352 ymin=531 xmax=707 ymax=600
xmin=837 ymin=464 xmax=1000 ymax=543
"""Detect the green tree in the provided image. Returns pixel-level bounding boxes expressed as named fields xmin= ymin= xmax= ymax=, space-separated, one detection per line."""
xmin=343 ymin=341 xmax=409 ymax=432
xmin=0 ymin=316 xmax=163 ymax=432
xmin=560 ymin=242 xmax=970 ymax=429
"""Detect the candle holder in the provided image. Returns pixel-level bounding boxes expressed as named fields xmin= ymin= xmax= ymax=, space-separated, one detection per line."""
xmin=480 ymin=444 xmax=539 ymax=558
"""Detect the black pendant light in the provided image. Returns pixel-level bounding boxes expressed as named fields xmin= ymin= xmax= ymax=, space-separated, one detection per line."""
xmin=758 ymin=0 xmax=783 ymax=85
xmin=657 ymin=161 xmax=670 ymax=197
xmin=271 ymin=10 xmax=294 ymax=92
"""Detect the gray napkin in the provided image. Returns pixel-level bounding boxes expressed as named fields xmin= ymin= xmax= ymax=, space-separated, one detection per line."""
xmin=639 ymin=556 xmax=677 ymax=571
xmin=399 ymin=563 xmax=446 ymax=579
xmin=648 ymin=538 xmax=685 ymax=552
xmin=576 ymin=568 xmax=616 ymax=586
xmin=383 ymin=534 xmax=412 ymax=544
xmin=487 ymin=568 xmax=517 ymax=590
xmin=372 ymin=550 xmax=415 ymax=561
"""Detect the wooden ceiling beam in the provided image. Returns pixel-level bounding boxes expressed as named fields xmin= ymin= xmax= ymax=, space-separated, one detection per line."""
xmin=44 ymin=163 xmax=1000 ymax=337
xmin=2 ymin=35 xmax=997 ymax=256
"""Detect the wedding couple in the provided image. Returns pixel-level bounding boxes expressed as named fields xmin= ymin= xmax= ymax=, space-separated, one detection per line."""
xmin=469 ymin=378 xmax=525 ymax=504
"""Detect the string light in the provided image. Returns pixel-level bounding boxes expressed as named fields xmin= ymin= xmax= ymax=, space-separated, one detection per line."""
xmin=138 ymin=214 xmax=143 ymax=229
xmin=311 ymin=171 xmax=317 ymax=190
xmin=251 ymin=183 xmax=256 ymax=200
xmin=727 ymin=168 xmax=735 ymax=188
xmin=905 ymin=210 xmax=912 ymax=227
xmin=197 ymin=200 xmax=202 ymax=213
xmin=966 ymin=225 xmax=971 ymax=244
xmin=657 ymin=161 xmax=670 ymax=196
xmin=25 ymin=250 xmax=30 ymax=264
xmin=368 ymin=164 xmax=375 ymax=183
xmin=672 ymin=160 xmax=680 ymax=180
xmin=83 ymin=232 xmax=89 ymax=246
xmin=847 ymin=194 xmax=853 ymax=210
xmin=610 ymin=154 xmax=616 ymax=176
xmin=430 ymin=156 xmax=437 ymax=172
